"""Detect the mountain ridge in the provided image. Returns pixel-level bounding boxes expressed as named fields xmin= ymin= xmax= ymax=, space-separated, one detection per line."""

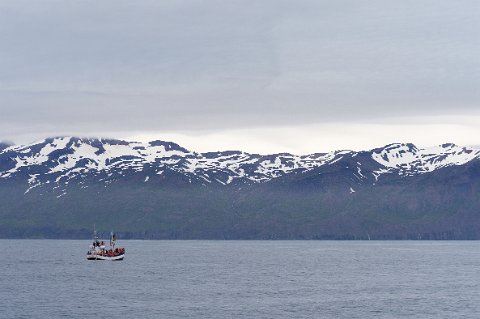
xmin=2 ymin=136 xmax=479 ymax=187
xmin=1 ymin=136 xmax=480 ymax=239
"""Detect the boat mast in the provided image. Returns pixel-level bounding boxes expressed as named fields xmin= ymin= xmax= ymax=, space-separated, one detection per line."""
xmin=110 ymin=231 xmax=115 ymax=250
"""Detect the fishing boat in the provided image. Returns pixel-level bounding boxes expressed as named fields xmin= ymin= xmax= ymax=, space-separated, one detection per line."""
xmin=87 ymin=230 xmax=125 ymax=261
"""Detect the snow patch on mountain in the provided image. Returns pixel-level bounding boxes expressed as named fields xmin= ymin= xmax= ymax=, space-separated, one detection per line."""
xmin=371 ymin=143 xmax=480 ymax=176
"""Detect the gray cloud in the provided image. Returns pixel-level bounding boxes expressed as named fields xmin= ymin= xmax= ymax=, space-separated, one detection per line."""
xmin=1 ymin=0 xmax=480 ymax=147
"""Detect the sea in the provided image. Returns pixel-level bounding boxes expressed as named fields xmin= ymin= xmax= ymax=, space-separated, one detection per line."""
xmin=2 ymin=240 xmax=480 ymax=318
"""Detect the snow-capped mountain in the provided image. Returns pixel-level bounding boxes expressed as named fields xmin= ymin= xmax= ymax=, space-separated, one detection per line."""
xmin=2 ymin=137 xmax=480 ymax=240
xmin=0 ymin=137 xmax=343 ymax=193
xmin=1 ymin=137 xmax=479 ymax=194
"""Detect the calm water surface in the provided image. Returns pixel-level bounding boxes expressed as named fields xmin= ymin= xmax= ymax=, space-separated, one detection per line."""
xmin=1 ymin=240 xmax=480 ymax=318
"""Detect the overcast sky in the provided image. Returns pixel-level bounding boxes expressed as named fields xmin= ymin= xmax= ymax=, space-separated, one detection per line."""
xmin=1 ymin=0 xmax=480 ymax=154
